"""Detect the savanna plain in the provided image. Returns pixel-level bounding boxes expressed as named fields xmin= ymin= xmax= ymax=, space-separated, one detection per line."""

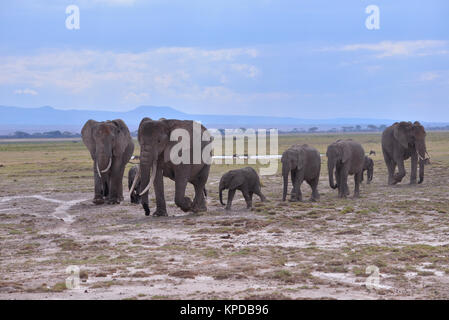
xmin=1 ymin=132 xmax=449 ymax=299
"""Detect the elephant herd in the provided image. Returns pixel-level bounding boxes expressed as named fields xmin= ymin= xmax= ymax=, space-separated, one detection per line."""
xmin=81 ymin=118 xmax=430 ymax=216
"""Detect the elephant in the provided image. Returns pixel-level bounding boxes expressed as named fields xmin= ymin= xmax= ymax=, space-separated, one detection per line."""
xmin=81 ymin=119 xmax=134 ymax=204
xmin=219 ymin=167 xmax=266 ymax=210
xmin=361 ymin=156 xmax=374 ymax=184
xmin=381 ymin=121 xmax=430 ymax=185
xmin=281 ymin=144 xmax=321 ymax=202
xmin=326 ymin=139 xmax=365 ymax=198
xmin=128 ymin=165 xmax=141 ymax=204
xmin=133 ymin=118 xmax=212 ymax=216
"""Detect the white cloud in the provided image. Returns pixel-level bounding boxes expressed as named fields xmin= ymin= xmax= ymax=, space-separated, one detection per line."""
xmin=231 ymin=64 xmax=260 ymax=78
xmin=0 ymin=47 xmax=268 ymax=109
xmin=324 ymin=40 xmax=448 ymax=58
xmin=13 ymin=88 xmax=38 ymax=95
xmin=123 ymin=92 xmax=150 ymax=103
xmin=419 ymin=72 xmax=440 ymax=81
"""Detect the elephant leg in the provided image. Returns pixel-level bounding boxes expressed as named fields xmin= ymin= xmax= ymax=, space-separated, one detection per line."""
xmin=295 ymin=170 xmax=304 ymax=202
xmin=290 ymin=169 xmax=297 ymax=201
xmin=254 ymin=186 xmax=266 ymax=202
xmin=308 ymin=177 xmax=320 ymax=201
xmin=117 ymin=161 xmax=127 ymax=202
xmin=225 ymin=189 xmax=236 ymax=211
xmin=192 ymin=165 xmax=209 ymax=212
xmin=93 ymin=162 xmax=105 ymax=204
xmin=410 ymin=154 xmax=418 ymax=184
xmin=241 ymin=187 xmax=252 ymax=209
xmin=153 ymin=165 xmax=167 ymax=216
xmin=361 ymin=170 xmax=364 ymax=182
xmin=335 ymin=168 xmax=342 ymax=196
xmin=339 ymin=167 xmax=349 ymax=198
xmin=174 ymin=176 xmax=193 ymax=212
xmin=383 ymin=152 xmax=396 ymax=185
xmin=107 ymin=160 xmax=122 ymax=204
xmin=354 ymin=172 xmax=361 ymax=198
xmin=394 ymin=160 xmax=406 ymax=184
xmin=192 ymin=183 xmax=207 ymax=213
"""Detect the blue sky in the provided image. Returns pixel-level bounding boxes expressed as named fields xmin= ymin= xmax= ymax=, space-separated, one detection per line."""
xmin=0 ymin=0 xmax=448 ymax=121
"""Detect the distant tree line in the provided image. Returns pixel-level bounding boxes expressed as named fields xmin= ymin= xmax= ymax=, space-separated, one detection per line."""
xmin=0 ymin=131 xmax=81 ymax=139
xmin=280 ymin=124 xmax=449 ymax=134
xmin=2 ymin=124 xmax=449 ymax=139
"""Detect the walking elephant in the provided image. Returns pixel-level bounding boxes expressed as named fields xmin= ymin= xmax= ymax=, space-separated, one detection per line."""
xmin=133 ymin=118 xmax=212 ymax=216
xmin=81 ymin=119 xmax=134 ymax=204
xmin=361 ymin=156 xmax=374 ymax=184
xmin=381 ymin=121 xmax=429 ymax=185
xmin=326 ymin=139 xmax=365 ymax=198
xmin=281 ymin=144 xmax=321 ymax=202
xmin=219 ymin=167 xmax=266 ymax=210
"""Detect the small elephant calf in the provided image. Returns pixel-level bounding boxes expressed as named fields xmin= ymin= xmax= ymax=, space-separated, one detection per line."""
xmin=361 ymin=156 xmax=374 ymax=184
xmin=128 ymin=165 xmax=141 ymax=204
xmin=219 ymin=167 xmax=266 ymax=210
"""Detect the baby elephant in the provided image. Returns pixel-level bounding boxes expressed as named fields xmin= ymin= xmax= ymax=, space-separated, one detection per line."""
xmin=361 ymin=156 xmax=374 ymax=184
xmin=281 ymin=144 xmax=321 ymax=202
xmin=128 ymin=165 xmax=141 ymax=204
xmin=219 ymin=167 xmax=266 ymax=210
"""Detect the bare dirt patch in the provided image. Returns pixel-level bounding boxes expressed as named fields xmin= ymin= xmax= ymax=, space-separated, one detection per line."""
xmin=1 ymin=133 xmax=449 ymax=299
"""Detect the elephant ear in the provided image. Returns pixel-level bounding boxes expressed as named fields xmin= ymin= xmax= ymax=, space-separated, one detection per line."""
xmin=393 ymin=122 xmax=409 ymax=149
xmin=339 ymin=142 xmax=351 ymax=163
xmin=81 ymin=119 xmax=98 ymax=160
xmin=111 ymin=119 xmax=131 ymax=156
xmin=137 ymin=117 xmax=152 ymax=143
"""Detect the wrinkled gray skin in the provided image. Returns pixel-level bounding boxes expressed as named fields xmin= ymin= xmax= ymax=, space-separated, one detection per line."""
xmin=326 ymin=139 xmax=365 ymax=198
xmin=128 ymin=165 xmax=141 ymax=204
xmin=219 ymin=167 xmax=266 ymax=210
xmin=361 ymin=156 xmax=374 ymax=184
xmin=382 ymin=121 xmax=429 ymax=185
xmin=281 ymin=144 xmax=321 ymax=202
xmin=138 ymin=118 xmax=212 ymax=216
xmin=82 ymin=119 xmax=134 ymax=204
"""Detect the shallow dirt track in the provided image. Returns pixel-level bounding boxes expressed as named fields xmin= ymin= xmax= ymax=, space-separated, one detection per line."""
xmin=1 ymin=133 xmax=449 ymax=299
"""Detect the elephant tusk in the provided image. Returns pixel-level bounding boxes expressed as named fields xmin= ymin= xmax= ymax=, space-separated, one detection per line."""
xmin=417 ymin=152 xmax=424 ymax=161
xmin=96 ymin=162 xmax=102 ymax=178
xmin=128 ymin=165 xmax=141 ymax=198
xmin=139 ymin=161 xmax=157 ymax=197
xmin=101 ymin=158 xmax=112 ymax=173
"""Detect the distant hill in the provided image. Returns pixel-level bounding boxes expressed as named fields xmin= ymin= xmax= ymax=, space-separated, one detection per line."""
xmin=0 ymin=105 xmax=448 ymax=135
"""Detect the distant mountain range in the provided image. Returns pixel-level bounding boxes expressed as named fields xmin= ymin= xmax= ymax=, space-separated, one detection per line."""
xmin=0 ymin=105 xmax=448 ymax=135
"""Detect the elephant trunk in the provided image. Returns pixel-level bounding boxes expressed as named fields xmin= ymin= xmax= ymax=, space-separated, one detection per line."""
xmin=96 ymin=145 xmax=112 ymax=178
xmin=328 ymin=160 xmax=337 ymax=189
xmin=282 ymin=161 xmax=289 ymax=201
xmin=418 ymin=159 xmax=425 ymax=184
xmin=219 ymin=180 xmax=225 ymax=206
xmin=415 ymin=139 xmax=428 ymax=184
xmin=139 ymin=150 xmax=157 ymax=215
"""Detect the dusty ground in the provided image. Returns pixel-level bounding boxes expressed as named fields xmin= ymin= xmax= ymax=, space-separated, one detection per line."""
xmin=1 ymin=132 xmax=449 ymax=300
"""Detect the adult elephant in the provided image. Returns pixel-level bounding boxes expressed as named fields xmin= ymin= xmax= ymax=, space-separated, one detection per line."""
xmin=281 ymin=144 xmax=321 ymax=202
xmin=81 ymin=119 xmax=134 ymax=204
xmin=326 ymin=139 xmax=365 ymax=198
xmin=134 ymin=118 xmax=212 ymax=216
xmin=381 ymin=121 xmax=429 ymax=185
